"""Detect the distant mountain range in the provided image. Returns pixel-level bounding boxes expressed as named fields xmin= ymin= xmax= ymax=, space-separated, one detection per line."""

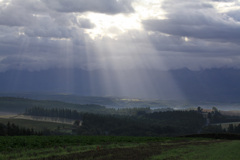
xmin=170 ymin=68 xmax=240 ymax=102
xmin=0 ymin=68 xmax=240 ymax=102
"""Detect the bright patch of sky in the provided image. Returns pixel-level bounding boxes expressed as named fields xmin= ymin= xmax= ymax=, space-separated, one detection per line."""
xmin=212 ymin=1 xmax=240 ymax=13
xmin=78 ymin=0 xmax=239 ymax=40
xmin=78 ymin=0 xmax=166 ymax=39
xmin=83 ymin=13 xmax=142 ymax=39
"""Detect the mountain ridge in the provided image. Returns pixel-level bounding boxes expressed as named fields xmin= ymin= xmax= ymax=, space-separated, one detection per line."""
xmin=1 ymin=68 xmax=240 ymax=102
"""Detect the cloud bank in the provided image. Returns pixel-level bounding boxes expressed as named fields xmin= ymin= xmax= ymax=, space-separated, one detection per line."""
xmin=42 ymin=0 xmax=134 ymax=14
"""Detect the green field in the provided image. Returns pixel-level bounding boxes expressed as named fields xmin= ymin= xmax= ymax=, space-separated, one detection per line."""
xmin=0 ymin=96 xmax=240 ymax=159
xmin=0 ymin=136 xmax=239 ymax=160
xmin=150 ymin=140 xmax=240 ymax=160
xmin=0 ymin=118 xmax=73 ymax=134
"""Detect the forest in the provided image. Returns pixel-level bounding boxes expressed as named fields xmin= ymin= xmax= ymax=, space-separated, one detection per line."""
xmin=0 ymin=122 xmax=41 ymax=136
xmin=1 ymin=97 xmax=240 ymax=137
xmin=22 ymin=106 xmax=240 ymax=136
xmin=1 ymin=97 xmax=240 ymax=160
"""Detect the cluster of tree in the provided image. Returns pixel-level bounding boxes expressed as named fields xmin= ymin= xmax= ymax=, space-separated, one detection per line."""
xmin=25 ymin=107 xmax=82 ymax=120
xmin=24 ymin=107 xmax=207 ymax=136
xmin=201 ymin=123 xmax=240 ymax=134
xmin=201 ymin=125 xmax=225 ymax=133
xmin=197 ymin=107 xmax=240 ymax=134
xmin=143 ymin=110 xmax=204 ymax=129
xmin=25 ymin=106 xmax=240 ymax=136
xmin=76 ymin=110 xmax=205 ymax=136
xmin=112 ymin=107 xmax=151 ymax=116
xmin=226 ymin=124 xmax=240 ymax=133
xmin=0 ymin=122 xmax=41 ymax=136
xmin=206 ymin=107 xmax=240 ymax=124
xmin=24 ymin=106 xmax=154 ymax=118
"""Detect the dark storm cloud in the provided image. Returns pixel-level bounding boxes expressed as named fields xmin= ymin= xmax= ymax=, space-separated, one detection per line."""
xmin=143 ymin=1 xmax=240 ymax=43
xmin=1 ymin=0 xmax=240 ymax=72
xmin=142 ymin=0 xmax=240 ymax=44
xmin=0 ymin=4 xmax=35 ymax=26
xmin=0 ymin=0 xmax=96 ymax=71
xmin=227 ymin=10 xmax=240 ymax=21
xmin=0 ymin=39 xmax=87 ymax=72
xmin=22 ymin=17 xmax=95 ymax=39
xmin=76 ymin=19 xmax=95 ymax=29
xmin=0 ymin=0 xmax=133 ymax=72
xmin=147 ymin=33 xmax=240 ymax=56
xmin=41 ymin=0 xmax=134 ymax=14
xmin=0 ymin=0 xmax=51 ymax=26
xmin=0 ymin=0 xmax=130 ymax=29
xmin=143 ymin=18 xmax=240 ymax=42
xmin=23 ymin=16 xmax=73 ymax=38
xmin=140 ymin=0 xmax=240 ymax=70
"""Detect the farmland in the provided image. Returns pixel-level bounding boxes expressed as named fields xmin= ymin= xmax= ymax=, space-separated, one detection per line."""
xmin=0 ymin=118 xmax=73 ymax=134
xmin=0 ymin=135 xmax=239 ymax=160
xmin=1 ymin=97 xmax=240 ymax=159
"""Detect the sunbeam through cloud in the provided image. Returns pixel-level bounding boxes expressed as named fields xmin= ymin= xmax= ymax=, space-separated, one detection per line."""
xmin=0 ymin=0 xmax=240 ymax=100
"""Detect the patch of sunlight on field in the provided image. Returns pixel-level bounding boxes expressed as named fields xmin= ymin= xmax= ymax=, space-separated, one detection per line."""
xmin=0 ymin=113 xmax=18 ymax=118
xmin=150 ymin=141 xmax=240 ymax=160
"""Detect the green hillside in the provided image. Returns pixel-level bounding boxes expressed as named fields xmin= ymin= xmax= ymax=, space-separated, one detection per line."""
xmin=0 ymin=97 xmax=106 ymax=113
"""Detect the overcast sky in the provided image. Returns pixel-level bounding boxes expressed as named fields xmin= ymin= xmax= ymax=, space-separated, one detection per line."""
xmin=0 ymin=0 xmax=240 ymax=72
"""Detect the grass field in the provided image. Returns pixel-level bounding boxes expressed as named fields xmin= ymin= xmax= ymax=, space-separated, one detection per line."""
xmin=0 ymin=118 xmax=73 ymax=133
xmin=0 ymin=136 xmax=239 ymax=160
xmin=150 ymin=140 xmax=240 ymax=160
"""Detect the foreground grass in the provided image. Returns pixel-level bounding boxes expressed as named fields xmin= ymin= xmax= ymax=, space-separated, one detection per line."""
xmin=150 ymin=140 xmax=240 ymax=160
xmin=0 ymin=136 xmax=175 ymax=160
xmin=0 ymin=135 xmax=239 ymax=160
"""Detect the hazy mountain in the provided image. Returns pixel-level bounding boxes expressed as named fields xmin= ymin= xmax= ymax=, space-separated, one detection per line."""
xmin=0 ymin=68 xmax=240 ymax=102
xmin=170 ymin=68 xmax=240 ymax=102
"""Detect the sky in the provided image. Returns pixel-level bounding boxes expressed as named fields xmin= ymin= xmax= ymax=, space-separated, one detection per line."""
xmin=0 ymin=0 xmax=240 ymax=99
xmin=0 ymin=0 xmax=240 ymax=72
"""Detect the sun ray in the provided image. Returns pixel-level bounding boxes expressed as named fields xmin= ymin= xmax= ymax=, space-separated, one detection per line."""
xmin=80 ymin=29 xmax=186 ymax=99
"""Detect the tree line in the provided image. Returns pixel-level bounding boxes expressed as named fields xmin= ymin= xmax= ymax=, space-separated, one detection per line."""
xmin=25 ymin=107 xmax=82 ymax=120
xmin=77 ymin=110 xmax=206 ymax=136
xmin=25 ymin=106 xmax=240 ymax=136
xmin=24 ymin=107 xmax=207 ymax=136
xmin=0 ymin=122 xmax=41 ymax=136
